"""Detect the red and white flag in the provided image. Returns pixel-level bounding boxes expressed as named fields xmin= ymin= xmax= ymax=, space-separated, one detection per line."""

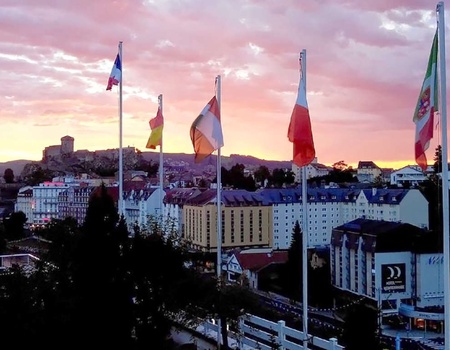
xmin=190 ymin=96 xmax=224 ymax=163
xmin=288 ymin=53 xmax=315 ymax=168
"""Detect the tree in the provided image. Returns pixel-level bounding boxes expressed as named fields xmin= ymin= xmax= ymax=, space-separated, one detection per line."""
xmin=373 ymin=174 xmax=384 ymax=188
xmin=332 ymin=160 xmax=348 ymax=171
xmin=3 ymin=168 xmax=14 ymax=183
xmin=433 ymin=144 xmax=443 ymax=175
xmin=284 ymin=170 xmax=295 ymax=185
xmin=187 ymin=276 xmax=261 ymax=350
xmin=198 ymin=178 xmax=208 ymax=188
xmin=282 ymin=221 xmax=303 ymax=301
xmin=0 ymin=265 xmax=40 ymax=346
xmin=254 ymin=165 xmax=270 ymax=187
xmin=3 ymin=211 xmax=27 ymax=241
xmin=220 ymin=163 xmax=256 ymax=191
xmin=130 ymin=230 xmax=191 ymax=348
xmin=71 ymin=184 xmax=133 ymax=348
xmin=24 ymin=166 xmax=53 ymax=185
xmin=135 ymin=158 xmax=159 ymax=177
xmin=341 ymin=302 xmax=380 ymax=350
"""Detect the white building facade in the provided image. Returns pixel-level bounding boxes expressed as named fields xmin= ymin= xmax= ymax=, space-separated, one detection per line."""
xmin=123 ymin=187 xmax=166 ymax=230
xmin=32 ymin=182 xmax=70 ymax=225
xmin=162 ymin=188 xmax=202 ymax=236
xmin=390 ymin=165 xmax=428 ymax=187
xmin=258 ymin=188 xmax=428 ymax=250
xmin=331 ymin=219 xmax=444 ymax=332
xmin=292 ymin=158 xmax=331 ymax=183
xmin=14 ymin=186 xmax=33 ymax=224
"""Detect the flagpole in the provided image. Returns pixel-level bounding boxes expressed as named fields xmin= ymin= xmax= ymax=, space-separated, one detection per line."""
xmin=158 ymin=94 xmax=164 ymax=220
xmin=118 ymin=41 xmax=124 ymax=217
xmin=437 ymin=2 xmax=450 ymax=347
xmin=216 ymin=74 xmax=223 ymax=349
xmin=300 ymin=49 xmax=309 ymax=350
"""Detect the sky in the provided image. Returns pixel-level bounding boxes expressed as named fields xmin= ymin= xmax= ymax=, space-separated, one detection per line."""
xmin=0 ymin=0 xmax=447 ymax=169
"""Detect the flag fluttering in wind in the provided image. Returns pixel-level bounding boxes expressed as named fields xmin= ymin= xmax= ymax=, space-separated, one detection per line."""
xmin=414 ymin=30 xmax=438 ymax=171
xmin=288 ymin=53 xmax=315 ymax=168
xmin=190 ymin=96 xmax=224 ymax=163
xmin=106 ymin=54 xmax=122 ymax=91
xmin=146 ymin=101 xmax=164 ymax=149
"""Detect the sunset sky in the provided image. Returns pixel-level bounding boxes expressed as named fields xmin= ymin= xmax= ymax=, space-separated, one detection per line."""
xmin=0 ymin=0 xmax=446 ymax=169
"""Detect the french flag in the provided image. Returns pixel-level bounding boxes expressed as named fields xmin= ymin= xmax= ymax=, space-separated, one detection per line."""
xmin=106 ymin=54 xmax=122 ymax=91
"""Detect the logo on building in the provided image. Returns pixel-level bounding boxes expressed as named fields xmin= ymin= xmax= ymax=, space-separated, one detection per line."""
xmin=428 ymin=255 xmax=444 ymax=265
xmin=381 ymin=263 xmax=406 ymax=293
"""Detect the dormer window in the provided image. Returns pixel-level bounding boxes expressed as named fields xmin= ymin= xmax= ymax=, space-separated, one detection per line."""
xmin=392 ymin=196 xmax=397 ymax=202
xmin=380 ymin=196 xmax=384 ymax=201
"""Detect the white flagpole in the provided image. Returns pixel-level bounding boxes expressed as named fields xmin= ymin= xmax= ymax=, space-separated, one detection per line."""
xmin=118 ymin=41 xmax=124 ymax=217
xmin=437 ymin=2 xmax=450 ymax=347
xmin=158 ymin=94 xmax=164 ymax=220
xmin=216 ymin=74 xmax=223 ymax=349
xmin=301 ymin=49 xmax=309 ymax=350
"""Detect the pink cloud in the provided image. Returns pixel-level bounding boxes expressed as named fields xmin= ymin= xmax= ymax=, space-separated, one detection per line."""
xmin=0 ymin=0 xmax=443 ymax=169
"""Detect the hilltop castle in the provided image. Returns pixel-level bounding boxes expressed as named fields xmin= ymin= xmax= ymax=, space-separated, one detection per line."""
xmin=42 ymin=136 xmax=137 ymax=163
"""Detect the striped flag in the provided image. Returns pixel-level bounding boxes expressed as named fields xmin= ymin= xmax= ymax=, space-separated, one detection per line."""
xmin=146 ymin=100 xmax=164 ymax=149
xmin=190 ymin=96 xmax=224 ymax=163
xmin=288 ymin=53 xmax=315 ymax=168
xmin=414 ymin=30 xmax=438 ymax=171
xmin=106 ymin=54 xmax=122 ymax=91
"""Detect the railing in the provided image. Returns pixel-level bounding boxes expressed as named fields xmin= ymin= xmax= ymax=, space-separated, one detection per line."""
xmin=200 ymin=314 xmax=344 ymax=350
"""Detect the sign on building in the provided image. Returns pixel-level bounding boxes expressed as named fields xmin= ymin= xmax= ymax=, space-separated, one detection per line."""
xmin=381 ymin=263 xmax=406 ymax=293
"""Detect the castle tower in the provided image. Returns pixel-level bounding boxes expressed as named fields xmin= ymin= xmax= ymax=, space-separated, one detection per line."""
xmin=60 ymin=135 xmax=74 ymax=155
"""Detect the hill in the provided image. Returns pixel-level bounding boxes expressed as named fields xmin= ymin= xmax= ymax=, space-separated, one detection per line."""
xmin=0 ymin=152 xmax=292 ymax=179
xmin=0 ymin=159 xmax=35 ymax=178
xmin=140 ymin=152 xmax=292 ymax=171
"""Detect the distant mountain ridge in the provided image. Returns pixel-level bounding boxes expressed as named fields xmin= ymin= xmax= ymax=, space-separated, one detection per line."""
xmin=0 ymin=153 xmax=292 ymax=178
xmin=0 ymin=160 xmax=32 ymax=177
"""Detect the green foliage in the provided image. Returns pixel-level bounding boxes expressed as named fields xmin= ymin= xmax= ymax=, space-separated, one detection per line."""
xmin=93 ymin=165 xmax=117 ymax=177
xmin=71 ymin=185 xmax=132 ymax=347
xmin=0 ymin=187 xmax=270 ymax=349
xmin=341 ymin=303 xmax=380 ymax=350
xmin=433 ymin=144 xmax=443 ymax=174
xmin=269 ymin=168 xmax=295 ymax=188
xmin=332 ymin=160 xmax=348 ymax=171
xmin=135 ymin=159 xmax=159 ymax=177
xmin=24 ymin=166 xmax=53 ymax=185
xmin=308 ymin=162 xmax=357 ymax=186
xmin=419 ymin=178 xmax=442 ymax=235
xmin=254 ymin=165 xmax=270 ymax=187
xmin=283 ymin=221 xmax=303 ymax=301
xmin=3 ymin=168 xmax=14 ymax=183
xmin=185 ymin=275 xmax=261 ymax=349
xmin=3 ymin=211 xmax=27 ymax=241
xmin=220 ymin=163 xmax=256 ymax=191
xmin=0 ymin=223 xmax=6 ymax=253
xmin=0 ymin=266 xmax=41 ymax=346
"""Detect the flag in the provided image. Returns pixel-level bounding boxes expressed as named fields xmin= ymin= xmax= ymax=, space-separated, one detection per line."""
xmin=106 ymin=54 xmax=122 ymax=91
xmin=414 ymin=30 xmax=438 ymax=171
xmin=288 ymin=54 xmax=315 ymax=168
xmin=146 ymin=104 xmax=164 ymax=149
xmin=190 ymin=96 xmax=224 ymax=163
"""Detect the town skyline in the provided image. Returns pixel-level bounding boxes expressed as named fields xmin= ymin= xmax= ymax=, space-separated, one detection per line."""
xmin=0 ymin=0 xmax=444 ymax=169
